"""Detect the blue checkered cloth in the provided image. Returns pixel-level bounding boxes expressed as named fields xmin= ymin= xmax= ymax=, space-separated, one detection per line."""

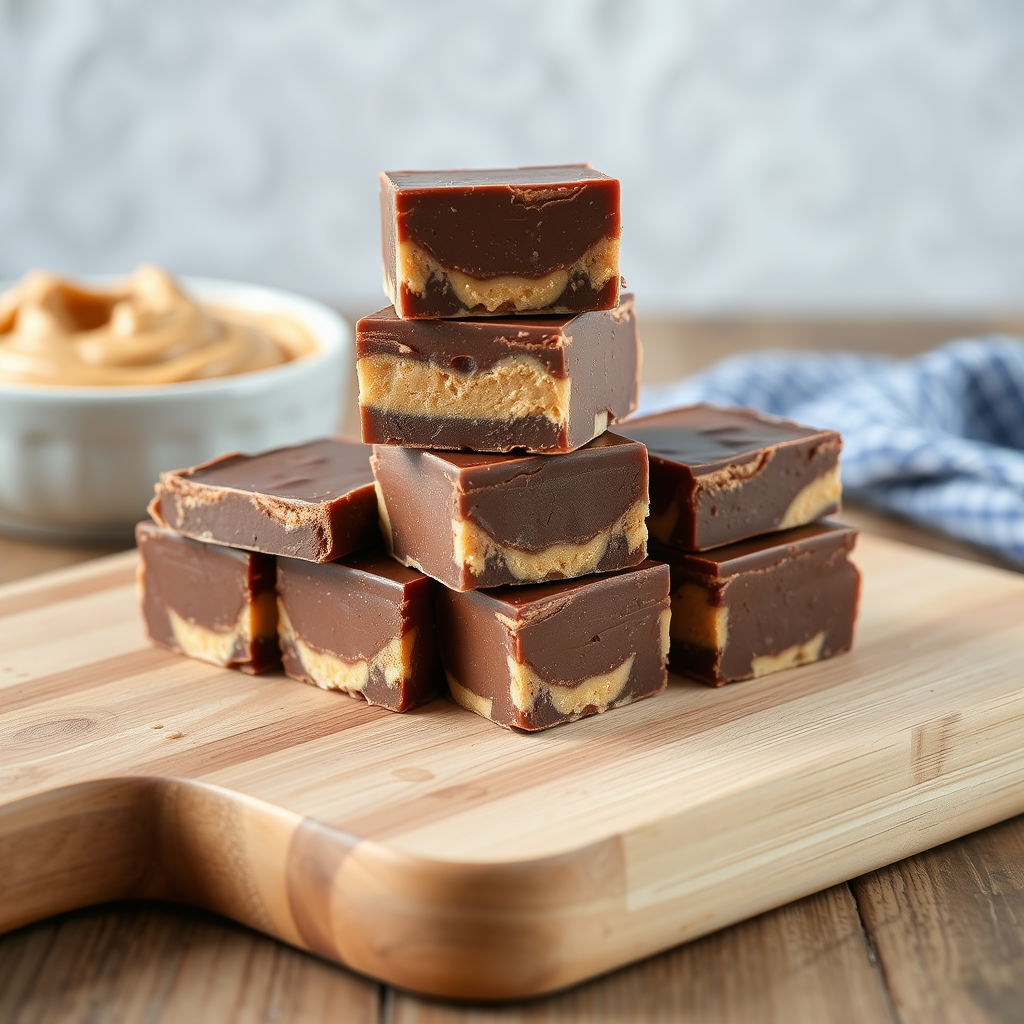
xmin=636 ymin=337 xmax=1024 ymax=567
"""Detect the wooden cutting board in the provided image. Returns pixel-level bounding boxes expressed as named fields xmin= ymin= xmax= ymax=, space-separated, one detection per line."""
xmin=2 ymin=534 xmax=1023 ymax=1000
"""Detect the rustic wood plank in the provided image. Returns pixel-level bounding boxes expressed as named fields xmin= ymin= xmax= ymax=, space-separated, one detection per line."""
xmin=387 ymin=884 xmax=896 ymax=1024
xmin=0 ymin=901 xmax=380 ymax=1024
xmin=851 ymin=814 xmax=1024 ymax=1024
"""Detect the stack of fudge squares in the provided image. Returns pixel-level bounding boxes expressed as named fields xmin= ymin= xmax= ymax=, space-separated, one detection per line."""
xmin=136 ymin=163 xmax=860 ymax=732
xmin=359 ymin=165 xmax=671 ymax=730
xmin=139 ymin=436 xmax=440 ymax=712
xmin=617 ymin=405 xmax=862 ymax=684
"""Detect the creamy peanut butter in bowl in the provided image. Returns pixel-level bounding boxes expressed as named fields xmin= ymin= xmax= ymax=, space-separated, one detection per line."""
xmin=0 ymin=267 xmax=351 ymax=540
xmin=0 ymin=265 xmax=318 ymax=386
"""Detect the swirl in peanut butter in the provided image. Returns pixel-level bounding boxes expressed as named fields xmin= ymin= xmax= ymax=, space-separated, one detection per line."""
xmin=0 ymin=265 xmax=316 ymax=386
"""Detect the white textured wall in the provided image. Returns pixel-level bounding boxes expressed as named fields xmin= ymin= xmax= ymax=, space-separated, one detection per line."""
xmin=1 ymin=0 xmax=1023 ymax=313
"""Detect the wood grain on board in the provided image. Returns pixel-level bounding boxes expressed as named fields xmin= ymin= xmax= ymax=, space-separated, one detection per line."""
xmin=2 ymin=534 xmax=1024 ymax=1000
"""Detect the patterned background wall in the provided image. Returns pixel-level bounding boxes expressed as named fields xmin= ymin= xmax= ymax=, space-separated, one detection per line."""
xmin=1 ymin=0 xmax=1023 ymax=313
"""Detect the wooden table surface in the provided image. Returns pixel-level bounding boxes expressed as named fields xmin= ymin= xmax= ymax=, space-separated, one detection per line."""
xmin=3 ymin=315 xmax=1024 ymax=1023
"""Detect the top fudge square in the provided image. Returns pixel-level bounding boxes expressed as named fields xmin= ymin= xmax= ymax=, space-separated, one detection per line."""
xmin=380 ymin=165 xmax=620 ymax=320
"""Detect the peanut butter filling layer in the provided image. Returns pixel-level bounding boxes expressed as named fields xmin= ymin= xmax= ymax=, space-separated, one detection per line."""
xmin=278 ymin=602 xmax=412 ymax=697
xmin=508 ymin=655 xmax=634 ymax=717
xmin=167 ymin=589 xmax=277 ymax=667
xmin=446 ymin=671 xmax=494 ymax=722
xmin=0 ymin=265 xmax=314 ymax=386
xmin=658 ymin=607 xmax=672 ymax=661
xmin=358 ymin=353 xmax=570 ymax=425
xmin=751 ymin=631 xmax=826 ymax=678
xmin=452 ymin=497 xmax=648 ymax=583
xmin=777 ymin=465 xmax=842 ymax=530
xmin=392 ymin=236 xmax=620 ymax=314
xmin=696 ymin=451 xmax=773 ymax=494
xmin=669 ymin=583 xmax=728 ymax=650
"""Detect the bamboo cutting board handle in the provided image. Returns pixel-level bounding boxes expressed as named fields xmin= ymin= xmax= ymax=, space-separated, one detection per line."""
xmin=2 ymin=777 xmax=627 ymax=999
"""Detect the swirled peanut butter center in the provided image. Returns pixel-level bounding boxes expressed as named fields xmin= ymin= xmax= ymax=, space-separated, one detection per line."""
xmin=0 ymin=265 xmax=316 ymax=386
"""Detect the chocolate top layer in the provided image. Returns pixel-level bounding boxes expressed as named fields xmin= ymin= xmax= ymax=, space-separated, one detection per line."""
xmin=180 ymin=438 xmax=373 ymax=504
xmin=339 ymin=548 xmax=428 ymax=586
xmin=653 ymin=521 xmax=857 ymax=577
xmin=485 ymin=559 xmax=668 ymax=613
xmin=619 ymin=404 xmax=835 ymax=472
xmin=383 ymin=166 xmax=620 ymax=279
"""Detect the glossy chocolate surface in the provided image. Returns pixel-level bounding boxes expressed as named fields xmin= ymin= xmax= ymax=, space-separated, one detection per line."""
xmin=438 ymin=560 xmax=670 ymax=731
xmin=371 ymin=432 xmax=648 ymax=591
xmin=136 ymin=522 xmax=279 ymax=673
xmin=277 ymin=550 xmax=439 ymax=712
xmin=357 ymin=296 xmax=639 ymax=453
xmin=618 ymin=404 xmax=842 ymax=551
xmin=655 ymin=521 xmax=860 ymax=684
xmin=150 ymin=438 xmax=379 ymax=562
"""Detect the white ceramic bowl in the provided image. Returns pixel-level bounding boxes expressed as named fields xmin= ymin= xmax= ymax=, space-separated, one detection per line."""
xmin=0 ymin=277 xmax=351 ymax=541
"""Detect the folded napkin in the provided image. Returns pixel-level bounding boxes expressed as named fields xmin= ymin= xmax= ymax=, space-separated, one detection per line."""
xmin=636 ymin=337 xmax=1024 ymax=567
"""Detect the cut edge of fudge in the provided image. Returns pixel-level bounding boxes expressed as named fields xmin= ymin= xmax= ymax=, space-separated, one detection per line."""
xmin=438 ymin=561 xmax=671 ymax=731
xmin=275 ymin=551 xmax=440 ymax=713
xmin=656 ymin=521 xmax=861 ymax=685
xmin=380 ymin=165 xmax=621 ymax=319
xmin=356 ymin=296 xmax=639 ymax=453
xmin=619 ymin=403 xmax=842 ymax=551
xmin=135 ymin=521 xmax=280 ymax=675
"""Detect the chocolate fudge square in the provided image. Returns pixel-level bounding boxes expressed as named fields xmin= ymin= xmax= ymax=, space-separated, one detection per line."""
xmin=656 ymin=521 xmax=860 ymax=684
xmin=136 ymin=521 xmax=279 ymax=673
xmin=438 ymin=561 xmax=670 ymax=731
xmin=277 ymin=549 xmax=440 ymax=713
xmin=618 ymin=404 xmax=842 ymax=551
xmin=150 ymin=438 xmax=379 ymax=563
xmin=371 ymin=432 xmax=648 ymax=591
xmin=380 ymin=165 xmax=620 ymax=319
xmin=357 ymin=295 xmax=639 ymax=454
